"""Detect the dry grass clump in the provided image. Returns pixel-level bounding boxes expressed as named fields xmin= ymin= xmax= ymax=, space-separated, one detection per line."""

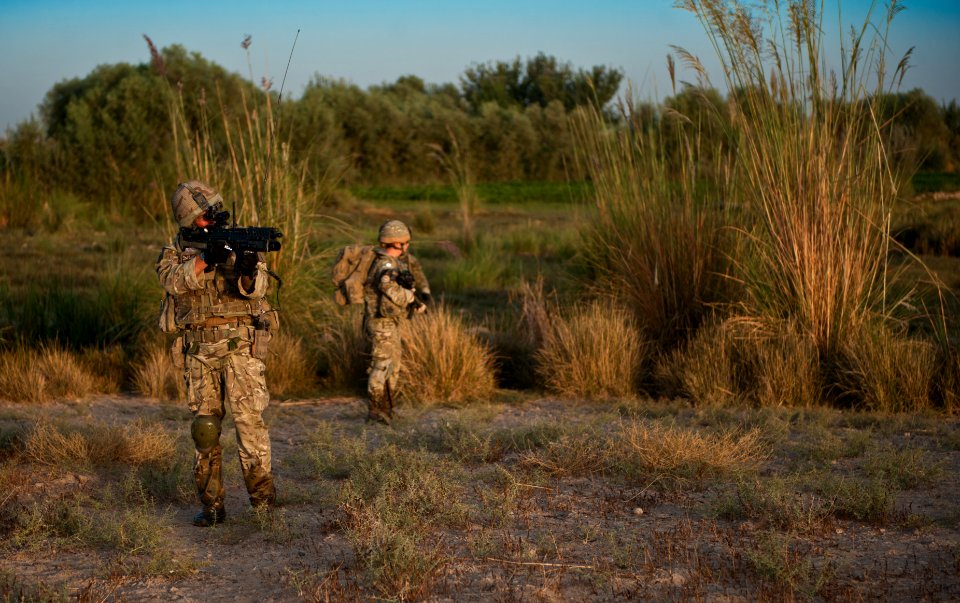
xmin=0 ymin=344 xmax=100 ymax=403
xmin=482 ymin=278 xmax=554 ymax=390
xmin=938 ymin=351 xmax=960 ymax=413
xmin=40 ymin=346 xmax=98 ymax=399
xmin=266 ymin=334 xmax=318 ymax=398
xmin=667 ymin=322 xmax=745 ymax=407
xmin=0 ymin=350 xmax=47 ymax=403
xmin=132 ymin=340 xmax=181 ymax=401
xmin=518 ymin=431 xmax=609 ymax=478
xmin=78 ymin=345 xmax=126 ymax=394
xmin=401 ymin=305 xmax=496 ymax=405
xmin=751 ymin=327 xmax=822 ymax=408
xmin=656 ymin=319 xmax=816 ymax=407
xmin=520 ymin=421 xmax=767 ymax=485
xmin=839 ymin=324 xmax=938 ymax=412
xmin=536 ymin=301 xmax=649 ymax=399
xmin=25 ymin=420 xmax=175 ymax=468
xmin=657 ymin=315 xmax=937 ymax=411
xmin=617 ymin=423 xmax=768 ymax=482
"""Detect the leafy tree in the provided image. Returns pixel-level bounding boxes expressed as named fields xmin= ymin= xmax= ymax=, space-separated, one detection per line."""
xmin=942 ymin=100 xmax=960 ymax=172
xmin=41 ymin=62 xmax=171 ymax=208
xmin=37 ymin=44 xmax=260 ymax=214
xmin=460 ymin=53 xmax=622 ymax=113
xmin=461 ymin=58 xmax=524 ymax=112
xmin=876 ymin=89 xmax=950 ymax=172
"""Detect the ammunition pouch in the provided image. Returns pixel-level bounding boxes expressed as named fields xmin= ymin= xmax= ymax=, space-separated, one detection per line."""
xmin=182 ymin=325 xmax=255 ymax=345
xmin=170 ymin=335 xmax=186 ymax=369
xmin=252 ymin=328 xmax=272 ymax=360
xmin=256 ymin=309 xmax=280 ymax=333
xmin=159 ymin=293 xmax=177 ymax=333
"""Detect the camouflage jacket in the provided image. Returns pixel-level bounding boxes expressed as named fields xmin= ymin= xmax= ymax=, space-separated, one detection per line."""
xmin=363 ymin=248 xmax=425 ymax=321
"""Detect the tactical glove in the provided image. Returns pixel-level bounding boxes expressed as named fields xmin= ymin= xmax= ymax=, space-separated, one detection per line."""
xmin=202 ymin=240 xmax=232 ymax=267
xmin=416 ymin=291 xmax=433 ymax=308
xmin=236 ymin=250 xmax=259 ymax=277
xmin=407 ymin=299 xmax=427 ymax=318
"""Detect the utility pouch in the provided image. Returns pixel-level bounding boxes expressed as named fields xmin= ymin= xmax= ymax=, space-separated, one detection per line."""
xmin=170 ymin=335 xmax=186 ymax=369
xmin=257 ymin=309 xmax=281 ymax=334
xmin=252 ymin=329 xmax=272 ymax=360
xmin=159 ymin=293 xmax=178 ymax=333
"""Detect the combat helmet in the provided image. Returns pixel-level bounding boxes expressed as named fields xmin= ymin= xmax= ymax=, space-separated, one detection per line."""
xmin=378 ymin=220 xmax=411 ymax=245
xmin=171 ymin=180 xmax=224 ymax=227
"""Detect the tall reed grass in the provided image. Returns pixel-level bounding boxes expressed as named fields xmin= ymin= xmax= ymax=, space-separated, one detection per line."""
xmin=428 ymin=129 xmax=479 ymax=253
xmin=572 ymin=0 xmax=941 ymax=409
xmin=679 ymin=0 xmax=911 ymax=358
xmin=571 ymin=96 xmax=734 ymax=350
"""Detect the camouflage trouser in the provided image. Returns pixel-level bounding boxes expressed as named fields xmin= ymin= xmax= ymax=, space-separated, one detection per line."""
xmin=365 ymin=317 xmax=402 ymax=420
xmin=183 ymin=333 xmax=274 ymax=509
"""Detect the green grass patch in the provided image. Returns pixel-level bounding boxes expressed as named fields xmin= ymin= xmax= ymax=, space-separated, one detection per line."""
xmin=350 ymin=181 xmax=593 ymax=205
xmin=910 ymin=172 xmax=960 ymax=195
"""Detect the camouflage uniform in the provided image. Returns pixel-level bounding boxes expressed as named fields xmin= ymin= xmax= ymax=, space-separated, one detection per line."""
xmin=362 ymin=222 xmax=430 ymax=424
xmin=158 ymin=181 xmax=277 ymax=526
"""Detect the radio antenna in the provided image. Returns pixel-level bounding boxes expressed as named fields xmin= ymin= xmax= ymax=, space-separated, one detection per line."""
xmin=258 ymin=28 xmax=300 ymax=220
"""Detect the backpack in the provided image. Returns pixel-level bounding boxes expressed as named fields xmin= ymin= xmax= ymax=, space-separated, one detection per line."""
xmin=331 ymin=244 xmax=377 ymax=305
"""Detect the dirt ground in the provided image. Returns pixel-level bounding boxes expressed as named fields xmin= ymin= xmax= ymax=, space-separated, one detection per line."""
xmin=2 ymin=395 xmax=959 ymax=602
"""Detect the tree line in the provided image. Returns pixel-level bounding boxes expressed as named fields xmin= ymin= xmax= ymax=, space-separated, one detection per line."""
xmin=1 ymin=42 xmax=958 ymax=218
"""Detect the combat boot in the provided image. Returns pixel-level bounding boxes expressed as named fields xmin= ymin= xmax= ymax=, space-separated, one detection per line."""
xmin=366 ymin=403 xmax=391 ymax=425
xmin=192 ymin=503 xmax=226 ymax=527
xmin=366 ymin=390 xmax=393 ymax=425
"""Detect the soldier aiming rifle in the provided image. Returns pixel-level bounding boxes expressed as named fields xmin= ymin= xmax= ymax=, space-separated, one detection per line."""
xmin=156 ymin=180 xmax=282 ymax=527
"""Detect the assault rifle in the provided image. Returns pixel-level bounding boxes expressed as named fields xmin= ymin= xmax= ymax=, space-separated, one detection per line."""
xmin=177 ymin=210 xmax=283 ymax=282
xmin=178 ymin=210 xmax=283 ymax=259
xmin=396 ymin=269 xmax=432 ymax=316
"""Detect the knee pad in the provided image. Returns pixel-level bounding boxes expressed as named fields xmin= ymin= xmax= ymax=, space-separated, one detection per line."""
xmin=191 ymin=415 xmax=222 ymax=452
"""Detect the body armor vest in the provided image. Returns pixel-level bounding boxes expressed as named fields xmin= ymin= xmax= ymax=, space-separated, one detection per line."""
xmin=173 ymin=244 xmax=270 ymax=327
xmin=363 ymin=251 xmax=409 ymax=320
